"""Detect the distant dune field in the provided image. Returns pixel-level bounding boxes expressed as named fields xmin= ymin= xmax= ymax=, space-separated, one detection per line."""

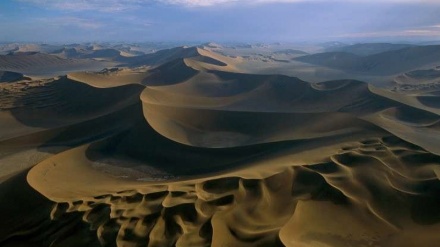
xmin=1 ymin=42 xmax=440 ymax=247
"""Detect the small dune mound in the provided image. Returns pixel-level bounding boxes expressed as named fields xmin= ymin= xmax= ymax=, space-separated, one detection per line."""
xmin=417 ymin=96 xmax=440 ymax=108
xmin=68 ymin=67 xmax=149 ymax=88
xmin=142 ymin=59 xmax=199 ymax=86
xmin=51 ymin=47 xmax=84 ymax=58
xmin=394 ymin=67 xmax=440 ymax=85
xmin=380 ymin=107 xmax=440 ymax=127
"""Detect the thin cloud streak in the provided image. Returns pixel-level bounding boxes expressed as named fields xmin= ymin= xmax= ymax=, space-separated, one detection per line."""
xmin=35 ymin=17 xmax=103 ymax=29
xmin=18 ymin=0 xmax=145 ymax=12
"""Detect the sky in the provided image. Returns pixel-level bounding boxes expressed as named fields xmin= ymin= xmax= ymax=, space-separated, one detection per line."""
xmin=1 ymin=0 xmax=440 ymax=43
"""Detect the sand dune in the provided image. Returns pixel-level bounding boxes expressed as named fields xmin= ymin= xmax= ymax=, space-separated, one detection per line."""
xmin=66 ymin=48 xmax=236 ymax=88
xmin=394 ymin=66 xmax=440 ymax=85
xmin=0 ymin=74 xmax=144 ymax=180
xmin=0 ymin=43 xmax=62 ymax=55
xmin=0 ymin=52 xmax=114 ymax=76
xmin=68 ymin=68 xmax=150 ymax=88
xmin=117 ymin=46 xmax=201 ymax=67
xmin=1 ymin=43 xmax=440 ymax=247
xmin=140 ymin=63 xmax=388 ymax=147
xmin=55 ymin=48 xmax=125 ymax=60
xmin=116 ymin=46 xmax=238 ymax=71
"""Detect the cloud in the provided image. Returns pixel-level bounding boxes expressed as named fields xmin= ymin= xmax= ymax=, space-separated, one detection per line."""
xmin=18 ymin=0 xmax=440 ymax=11
xmin=19 ymin=0 xmax=145 ymax=12
xmin=160 ymin=0 xmax=440 ymax=7
xmin=35 ymin=17 xmax=102 ymax=29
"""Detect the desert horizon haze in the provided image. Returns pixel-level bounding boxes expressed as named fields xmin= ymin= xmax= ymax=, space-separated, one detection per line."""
xmin=1 ymin=0 xmax=440 ymax=247
xmin=2 ymin=0 xmax=440 ymax=42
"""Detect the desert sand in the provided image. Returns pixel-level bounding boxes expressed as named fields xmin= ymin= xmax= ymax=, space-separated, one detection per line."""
xmin=1 ymin=42 xmax=440 ymax=247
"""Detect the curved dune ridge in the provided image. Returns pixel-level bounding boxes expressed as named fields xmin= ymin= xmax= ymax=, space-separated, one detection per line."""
xmin=394 ymin=67 xmax=440 ymax=85
xmin=1 ymin=45 xmax=440 ymax=247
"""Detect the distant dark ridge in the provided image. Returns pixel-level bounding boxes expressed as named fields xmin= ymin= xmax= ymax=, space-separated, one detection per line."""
xmin=0 ymin=71 xmax=23 ymax=82
xmin=296 ymin=45 xmax=440 ymax=75
xmin=325 ymin=43 xmax=416 ymax=56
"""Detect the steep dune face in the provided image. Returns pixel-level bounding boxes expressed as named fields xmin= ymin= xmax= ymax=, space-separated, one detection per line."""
xmin=117 ymin=46 xmax=238 ymax=71
xmin=365 ymin=67 xmax=440 ymax=155
xmin=0 ymin=75 xmax=144 ymax=179
xmin=139 ymin=58 xmax=394 ymax=148
xmin=117 ymin=46 xmax=201 ymax=67
xmin=7 ymin=76 xmax=143 ymax=128
xmin=1 ymin=45 xmax=440 ymax=247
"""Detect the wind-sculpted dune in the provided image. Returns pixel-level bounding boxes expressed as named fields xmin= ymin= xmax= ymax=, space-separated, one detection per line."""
xmin=1 ymin=45 xmax=440 ymax=247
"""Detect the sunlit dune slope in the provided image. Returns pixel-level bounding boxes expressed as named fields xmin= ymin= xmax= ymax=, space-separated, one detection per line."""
xmin=117 ymin=46 xmax=238 ymax=70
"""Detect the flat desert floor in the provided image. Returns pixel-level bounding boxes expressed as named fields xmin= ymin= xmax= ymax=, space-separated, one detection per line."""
xmin=1 ymin=42 xmax=440 ymax=247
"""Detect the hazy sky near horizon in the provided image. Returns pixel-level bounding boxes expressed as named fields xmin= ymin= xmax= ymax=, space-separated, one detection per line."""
xmin=1 ymin=0 xmax=440 ymax=43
